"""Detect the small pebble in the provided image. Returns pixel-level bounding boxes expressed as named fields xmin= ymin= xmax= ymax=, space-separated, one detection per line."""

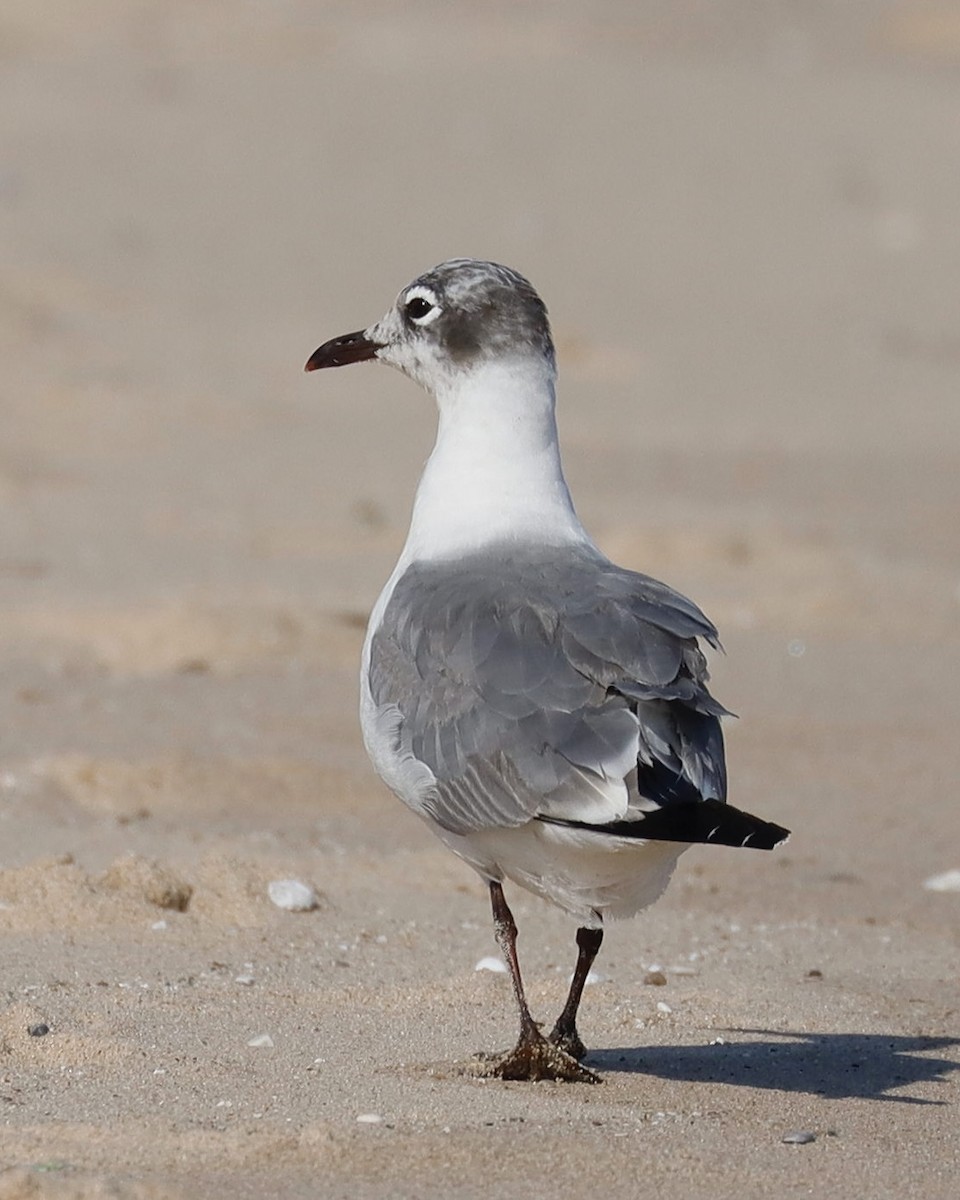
xmin=656 ymin=1001 xmax=673 ymax=1014
xmin=235 ymin=974 xmax=255 ymax=986
xmin=709 ymin=1037 xmax=726 ymax=1046
xmin=583 ymin=969 xmax=607 ymax=986
xmin=782 ymin=1130 xmax=816 ymax=1145
xmin=268 ymin=879 xmax=318 ymax=911
xmin=356 ymin=1113 xmax=383 ymax=1124
xmin=28 ymin=1024 xmax=50 ymax=1037
xmin=643 ymin=970 xmax=667 ymax=986
xmin=247 ymin=1033 xmax=274 ymax=1048
xmin=151 ymin=920 xmax=168 ymax=932
xmin=474 ymin=956 xmax=508 ymax=974
xmin=923 ymin=868 xmax=960 ymax=893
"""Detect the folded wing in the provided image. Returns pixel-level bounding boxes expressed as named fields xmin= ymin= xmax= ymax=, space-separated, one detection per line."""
xmin=368 ymin=546 xmax=786 ymax=849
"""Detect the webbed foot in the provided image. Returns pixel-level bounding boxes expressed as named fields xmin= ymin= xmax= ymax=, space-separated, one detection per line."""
xmin=470 ymin=1029 xmax=600 ymax=1083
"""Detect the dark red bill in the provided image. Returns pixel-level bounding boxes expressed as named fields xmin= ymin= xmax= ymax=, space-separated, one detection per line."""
xmin=304 ymin=330 xmax=382 ymax=371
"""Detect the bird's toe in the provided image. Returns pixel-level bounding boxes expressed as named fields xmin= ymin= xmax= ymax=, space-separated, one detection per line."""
xmin=469 ymin=1030 xmax=600 ymax=1084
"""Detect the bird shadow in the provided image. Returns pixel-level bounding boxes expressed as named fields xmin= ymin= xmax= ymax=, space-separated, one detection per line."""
xmin=587 ymin=1030 xmax=960 ymax=1104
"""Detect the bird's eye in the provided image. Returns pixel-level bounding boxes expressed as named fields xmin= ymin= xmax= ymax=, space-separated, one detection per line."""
xmin=405 ymin=296 xmax=435 ymax=321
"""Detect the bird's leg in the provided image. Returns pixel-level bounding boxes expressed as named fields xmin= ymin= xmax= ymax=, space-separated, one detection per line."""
xmin=490 ymin=880 xmax=540 ymax=1047
xmin=476 ymin=882 xmax=600 ymax=1083
xmin=548 ymin=925 xmax=603 ymax=1061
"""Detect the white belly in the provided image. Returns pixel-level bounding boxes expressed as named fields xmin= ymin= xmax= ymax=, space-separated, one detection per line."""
xmin=434 ymin=820 xmax=687 ymax=927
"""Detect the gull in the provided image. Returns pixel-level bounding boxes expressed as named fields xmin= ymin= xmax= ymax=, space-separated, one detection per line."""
xmin=305 ymin=259 xmax=789 ymax=1083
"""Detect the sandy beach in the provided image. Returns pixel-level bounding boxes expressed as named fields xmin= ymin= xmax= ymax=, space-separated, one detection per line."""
xmin=1 ymin=2 xmax=958 ymax=1196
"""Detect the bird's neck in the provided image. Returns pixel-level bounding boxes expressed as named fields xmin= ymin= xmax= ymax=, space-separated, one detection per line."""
xmin=400 ymin=358 xmax=591 ymax=563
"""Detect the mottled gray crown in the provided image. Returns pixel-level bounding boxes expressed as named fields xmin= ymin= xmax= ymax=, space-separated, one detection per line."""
xmin=404 ymin=259 xmax=555 ymax=369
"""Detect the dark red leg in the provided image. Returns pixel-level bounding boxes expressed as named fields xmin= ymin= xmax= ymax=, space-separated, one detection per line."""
xmin=548 ymin=925 xmax=603 ymax=1061
xmin=475 ymin=882 xmax=599 ymax=1084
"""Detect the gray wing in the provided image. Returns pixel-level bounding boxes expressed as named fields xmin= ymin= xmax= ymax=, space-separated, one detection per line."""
xmin=368 ymin=547 xmax=728 ymax=837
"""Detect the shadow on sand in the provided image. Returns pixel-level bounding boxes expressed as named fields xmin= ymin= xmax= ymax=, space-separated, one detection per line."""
xmin=587 ymin=1030 xmax=960 ymax=1104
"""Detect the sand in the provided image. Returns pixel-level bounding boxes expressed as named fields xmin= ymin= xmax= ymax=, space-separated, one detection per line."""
xmin=1 ymin=2 xmax=958 ymax=1196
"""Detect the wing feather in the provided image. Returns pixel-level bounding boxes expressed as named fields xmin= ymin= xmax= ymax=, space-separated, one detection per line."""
xmin=368 ymin=547 xmax=729 ymax=836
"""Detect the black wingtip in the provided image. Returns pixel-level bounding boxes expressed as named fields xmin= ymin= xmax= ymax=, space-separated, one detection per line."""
xmin=541 ymin=799 xmax=791 ymax=850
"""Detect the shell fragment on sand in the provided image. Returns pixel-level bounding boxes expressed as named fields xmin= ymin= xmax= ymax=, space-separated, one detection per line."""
xmin=923 ymin=868 xmax=960 ymax=892
xmin=268 ymin=879 xmax=319 ymax=910
xmin=782 ymin=1130 xmax=817 ymax=1145
xmin=474 ymin=955 xmax=508 ymax=973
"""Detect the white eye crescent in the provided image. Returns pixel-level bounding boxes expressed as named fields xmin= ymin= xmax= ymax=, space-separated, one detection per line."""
xmin=403 ymin=286 xmax=441 ymax=325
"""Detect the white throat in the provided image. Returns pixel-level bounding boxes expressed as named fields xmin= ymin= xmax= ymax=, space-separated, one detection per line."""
xmin=399 ymin=357 xmax=592 ymax=564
